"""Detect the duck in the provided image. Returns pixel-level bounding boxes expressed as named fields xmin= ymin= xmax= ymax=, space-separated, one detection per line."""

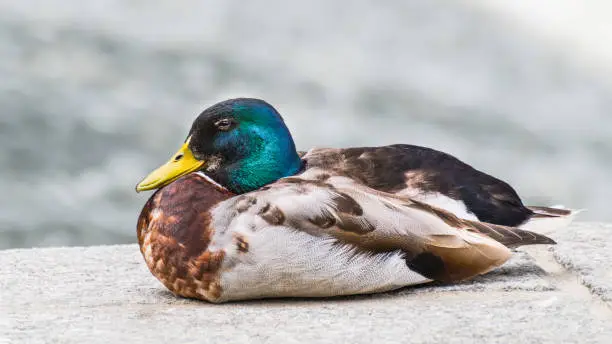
xmin=135 ymin=98 xmax=578 ymax=303
xmin=137 ymin=171 xmax=556 ymax=303
xmin=136 ymin=98 xmax=578 ymax=231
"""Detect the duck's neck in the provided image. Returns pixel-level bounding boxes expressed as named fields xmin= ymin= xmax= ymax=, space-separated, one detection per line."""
xmin=210 ymin=132 xmax=302 ymax=194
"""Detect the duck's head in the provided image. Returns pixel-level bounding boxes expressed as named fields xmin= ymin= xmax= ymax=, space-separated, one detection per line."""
xmin=136 ymin=98 xmax=302 ymax=194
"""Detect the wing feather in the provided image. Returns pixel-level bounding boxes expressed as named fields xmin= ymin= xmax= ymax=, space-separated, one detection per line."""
xmin=213 ymin=175 xmax=555 ymax=283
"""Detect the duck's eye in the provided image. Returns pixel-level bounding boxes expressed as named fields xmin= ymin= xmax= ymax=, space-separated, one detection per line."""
xmin=214 ymin=119 xmax=233 ymax=131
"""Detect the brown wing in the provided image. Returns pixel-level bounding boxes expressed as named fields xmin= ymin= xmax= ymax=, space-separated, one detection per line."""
xmin=408 ymin=200 xmax=556 ymax=248
xmin=228 ymin=176 xmax=555 ymax=283
xmin=301 ymin=145 xmax=535 ymax=226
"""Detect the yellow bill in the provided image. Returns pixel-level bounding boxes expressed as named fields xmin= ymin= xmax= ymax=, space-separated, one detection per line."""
xmin=136 ymin=138 xmax=204 ymax=192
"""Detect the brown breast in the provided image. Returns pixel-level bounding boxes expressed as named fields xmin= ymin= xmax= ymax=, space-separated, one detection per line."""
xmin=136 ymin=173 xmax=234 ymax=301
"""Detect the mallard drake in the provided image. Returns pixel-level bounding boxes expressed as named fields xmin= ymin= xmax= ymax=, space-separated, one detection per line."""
xmin=137 ymin=171 xmax=556 ymax=303
xmin=136 ymin=98 xmax=578 ymax=231
xmin=135 ymin=98 xmax=578 ymax=302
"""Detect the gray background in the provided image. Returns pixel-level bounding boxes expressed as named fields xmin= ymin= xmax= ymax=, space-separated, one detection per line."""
xmin=1 ymin=0 xmax=610 ymax=249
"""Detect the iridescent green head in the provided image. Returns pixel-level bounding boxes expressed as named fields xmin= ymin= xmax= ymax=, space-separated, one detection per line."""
xmin=136 ymin=98 xmax=302 ymax=193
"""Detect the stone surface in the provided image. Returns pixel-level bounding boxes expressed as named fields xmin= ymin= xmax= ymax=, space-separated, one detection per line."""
xmin=1 ymin=223 xmax=611 ymax=343
xmin=552 ymin=222 xmax=612 ymax=303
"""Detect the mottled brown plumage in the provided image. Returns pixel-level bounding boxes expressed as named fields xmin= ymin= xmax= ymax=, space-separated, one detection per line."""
xmin=137 ymin=171 xmax=561 ymax=302
xmin=407 ymin=199 xmax=556 ymax=248
xmin=301 ymin=145 xmax=535 ymax=226
xmin=299 ymin=146 xmax=580 ymax=233
xmin=137 ymin=174 xmax=232 ymax=300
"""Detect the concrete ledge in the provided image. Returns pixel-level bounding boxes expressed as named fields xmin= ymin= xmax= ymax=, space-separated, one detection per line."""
xmin=552 ymin=222 xmax=612 ymax=303
xmin=1 ymin=223 xmax=611 ymax=344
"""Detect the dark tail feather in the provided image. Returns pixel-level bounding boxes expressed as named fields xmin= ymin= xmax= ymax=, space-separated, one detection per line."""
xmin=464 ymin=220 xmax=556 ymax=248
xmin=406 ymin=199 xmax=557 ymax=248
xmin=528 ymin=206 xmax=574 ymax=218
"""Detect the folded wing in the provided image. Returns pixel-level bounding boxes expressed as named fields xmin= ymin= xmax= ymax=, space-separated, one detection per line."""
xmin=214 ymin=174 xmax=556 ymax=283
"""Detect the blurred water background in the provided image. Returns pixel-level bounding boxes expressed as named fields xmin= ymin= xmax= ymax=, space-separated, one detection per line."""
xmin=1 ymin=1 xmax=611 ymax=249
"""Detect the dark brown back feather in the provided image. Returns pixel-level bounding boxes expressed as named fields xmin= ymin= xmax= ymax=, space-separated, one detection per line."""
xmin=302 ymin=145 xmax=534 ymax=226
